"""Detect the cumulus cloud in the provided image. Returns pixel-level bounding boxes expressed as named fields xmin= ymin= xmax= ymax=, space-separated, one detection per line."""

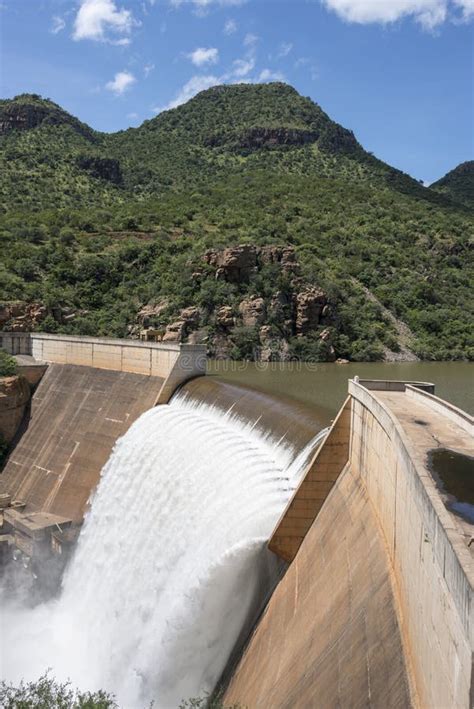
xmin=187 ymin=47 xmax=219 ymax=66
xmin=321 ymin=0 xmax=474 ymax=29
xmin=73 ymin=0 xmax=135 ymax=42
xmin=106 ymin=70 xmax=136 ymax=94
xmin=453 ymin=0 xmax=474 ymax=18
xmin=144 ymin=63 xmax=155 ymax=76
xmin=224 ymin=18 xmax=238 ymax=34
xmin=154 ymin=74 xmax=219 ymax=112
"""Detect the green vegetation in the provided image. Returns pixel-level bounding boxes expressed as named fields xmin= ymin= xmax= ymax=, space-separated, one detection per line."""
xmin=0 ymin=348 xmax=17 ymax=376
xmin=0 ymin=84 xmax=472 ymax=361
xmin=0 ymin=674 xmax=117 ymax=709
xmin=431 ymin=161 xmax=474 ymax=208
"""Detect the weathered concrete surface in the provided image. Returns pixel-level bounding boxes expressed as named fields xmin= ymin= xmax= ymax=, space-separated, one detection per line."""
xmin=224 ymin=463 xmax=415 ymax=708
xmin=225 ymin=381 xmax=474 ymax=709
xmin=0 ymin=375 xmax=30 ymax=443
xmin=14 ymin=354 xmax=48 ymax=388
xmin=1 ymin=333 xmax=206 ymax=404
xmin=0 ymin=364 xmax=164 ymax=523
xmin=269 ymin=397 xmax=350 ymax=562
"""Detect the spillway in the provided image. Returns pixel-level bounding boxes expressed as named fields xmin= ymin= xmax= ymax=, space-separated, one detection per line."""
xmin=1 ymin=386 xmax=325 ymax=707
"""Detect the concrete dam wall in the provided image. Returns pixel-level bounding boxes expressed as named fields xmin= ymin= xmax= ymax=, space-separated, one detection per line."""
xmin=224 ymin=380 xmax=474 ymax=708
xmin=0 ymin=334 xmax=206 ymax=560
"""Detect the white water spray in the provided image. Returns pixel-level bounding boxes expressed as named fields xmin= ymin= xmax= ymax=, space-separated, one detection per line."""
xmin=1 ymin=395 xmax=325 ymax=708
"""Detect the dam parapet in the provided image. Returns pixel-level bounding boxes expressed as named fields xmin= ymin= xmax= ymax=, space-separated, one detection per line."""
xmin=225 ymin=378 xmax=474 ymax=709
xmin=1 ymin=332 xmax=206 ymax=404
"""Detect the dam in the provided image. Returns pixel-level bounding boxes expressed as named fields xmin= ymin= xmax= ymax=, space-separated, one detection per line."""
xmin=0 ymin=333 xmax=473 ymax=707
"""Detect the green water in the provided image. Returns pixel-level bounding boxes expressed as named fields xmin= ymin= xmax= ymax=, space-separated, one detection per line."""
xmin=208 ymin=361 xmax=473 ymax=425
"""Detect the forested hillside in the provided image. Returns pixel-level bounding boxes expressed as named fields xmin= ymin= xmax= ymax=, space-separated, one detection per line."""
xmin=1 ymin=84 xmax=472 ymax=361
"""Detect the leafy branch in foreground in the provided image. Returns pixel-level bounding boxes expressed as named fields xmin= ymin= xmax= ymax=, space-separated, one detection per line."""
xmin=0 ymin=673 xmax=118 ymax=709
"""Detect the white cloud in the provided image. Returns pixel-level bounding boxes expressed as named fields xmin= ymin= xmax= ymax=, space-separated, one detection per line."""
xmin=277 ymin=41 xmax=293 ymax=58
xmin=232 ymin=57 xmax=255 ymax=77
xmin=154 ymin=74 xmax=219 ymax=112
xmin=321 ymin=0 xmax=467 ymax=29
xmin=187 ymin=47 xmax=219 ymax=66
xmin=73 ymin=0 xmax=135 ymax=42
xmin=243 ymin=32 xmax=258 ymax=47
xmin=454 ymin=0 xmax=474 ymax=18
xmin=144 ymin=62 xmax=155 ymax=76
xmin=106 ymin=70 xmax=136 ymax=94
xmin=258 ymin=68 xmax=286 ymax=82
xmin=51 ymin=15 xmax=66 ymax=34
xmin=224 ymin=18 xmax=238 ymax=34
xmin=127 ymin=111 xmax=139 ymax=119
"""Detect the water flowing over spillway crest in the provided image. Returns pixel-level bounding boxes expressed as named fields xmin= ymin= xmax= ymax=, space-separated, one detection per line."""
xmin=1 ymin=393 xmax=325 ymax=708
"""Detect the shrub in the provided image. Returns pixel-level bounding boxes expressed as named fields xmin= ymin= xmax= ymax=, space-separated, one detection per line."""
xmin=0 ymin=349 xmax=17 ymax=377
xmin=0 ymin=673 xmax=118 ymax=709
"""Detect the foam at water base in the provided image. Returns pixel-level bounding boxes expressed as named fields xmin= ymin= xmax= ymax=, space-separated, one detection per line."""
xmin=1 ymin=397 xmax=325 ymax=708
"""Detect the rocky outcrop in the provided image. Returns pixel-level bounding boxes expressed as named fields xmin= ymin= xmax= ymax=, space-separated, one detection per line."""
xmin=162 ymin=306 xmax=201 ymax=342
xmin=215 ymin=306 xmax=234 ymax=330
xmin=0 ymin=95 xmax=95 ymax=141
xmin=0 ymin=375 xmax=30 ymax=444
xmin=0 ymin=302 xmax=85 ymax=332
xmin=294 ymin=288 xmax=327 ymax=336
xmin=203 ymin=245 xmax=257 ymax=284
xmin=239 ymin=298 xmax=266 ymax=328
xmin=203 ymin=244 xmax=300 ymax=284
xmin=136 ymin=245 xmax=332 ymax=358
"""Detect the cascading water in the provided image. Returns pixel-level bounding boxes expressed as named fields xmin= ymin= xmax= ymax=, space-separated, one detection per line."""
xmin=1 ymin=392 xmax=326 ymax=708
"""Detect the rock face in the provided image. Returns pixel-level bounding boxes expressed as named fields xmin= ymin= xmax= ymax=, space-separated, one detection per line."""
xmin=0 ymin=375 xmax=30 ymax=444
xmin=203 ymin=245 xmax=257 ymax=283
xmin=0 ymin=301 xmax=85 ymax=331
xmin=136 ymin=244 xmax=333 ymax=360
xmin=295 ymin=288 xmax=327 ymax=336
xmin=0 ymin=95 xmax=95 ymax=141
xmin=239 ymin=298 xmax=266 ymax=328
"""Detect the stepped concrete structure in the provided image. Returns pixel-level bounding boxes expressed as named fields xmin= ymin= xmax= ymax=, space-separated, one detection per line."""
xmin=224 ymin=379 xmax=474 ymax=709
xmin=0 ymin=333 xmax=205 ymax=559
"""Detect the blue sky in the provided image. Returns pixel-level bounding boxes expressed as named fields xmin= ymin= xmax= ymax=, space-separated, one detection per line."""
xmin=1 ymin=0 xmax=472 ymax=183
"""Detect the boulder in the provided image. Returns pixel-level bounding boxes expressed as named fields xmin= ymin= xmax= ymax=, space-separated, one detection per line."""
xmin=137 ymin=300 xmax=169 ymax=328
xmin=162 ymin=320 xmax=186 ymax=342
xmin=0 ymin=375 xmax=30 ymax=444
xmin=216 ymin=306 xmax=234 ymax=330
xmin=295 ymin=288 xmax=327 ymax=336
xmin=180 ymin=307 xmax=200 ymax=329
xmin=203 ymin=245 xmax=257 ymax=283
xmin=239 ymin=297 xmax=266 ymax=328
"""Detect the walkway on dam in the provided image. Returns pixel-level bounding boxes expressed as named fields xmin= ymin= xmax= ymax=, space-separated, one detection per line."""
xmin=378 ymin=389 xmax=473 ymax=542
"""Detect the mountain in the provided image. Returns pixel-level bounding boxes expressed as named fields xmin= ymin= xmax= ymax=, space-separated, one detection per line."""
xmin=430 ymin=161 xmax=474 ymax=208
xmin=0 ymin=84 xmax=472 ymax=362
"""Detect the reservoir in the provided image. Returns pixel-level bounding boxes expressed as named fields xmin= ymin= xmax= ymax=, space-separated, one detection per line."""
xmin=210 ymin=361 xmax=474 ymax=423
